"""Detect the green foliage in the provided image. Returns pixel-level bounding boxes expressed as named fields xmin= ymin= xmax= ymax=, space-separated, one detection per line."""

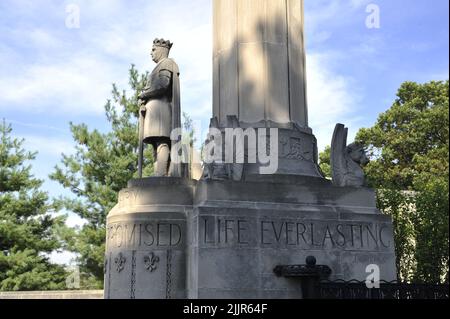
xmin=50 ymin=66 xmax=154 ymax=288
xmin=413 ymin=177 xmax=449 ymax=283
xmin=318 ymin=146 xmax=331 ymax=179
xmin=356 ymin=80 xmax=449 ymax=283
xmin=376 ymin=189 xmax=417 ymax=282
xmin=356 ymin=81 xmax=449 ymax=190
xmin=318 ymin=80 xmax=449 ymax=283
xmin=0 ymin=121 xmax=67 ymax=291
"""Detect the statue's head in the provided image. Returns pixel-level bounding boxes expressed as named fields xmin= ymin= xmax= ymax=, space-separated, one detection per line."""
xmin=347 ymin=143 xmax=369 ymax=166
xmin=151 ymin=38 xmax=173 ymax=63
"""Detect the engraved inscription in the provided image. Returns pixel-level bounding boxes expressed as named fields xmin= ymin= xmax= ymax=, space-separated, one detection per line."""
xmin=201 ymin=217 xmax=392 ymax=250
xmin=118 ymin=189 xmax=141 ymax=204
xmin=107 ymin=222 xmax=184 ymax=249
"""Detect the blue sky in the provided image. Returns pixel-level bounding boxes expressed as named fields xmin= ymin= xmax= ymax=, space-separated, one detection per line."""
xmin=1 ymin=0 xmax=448 ymax=263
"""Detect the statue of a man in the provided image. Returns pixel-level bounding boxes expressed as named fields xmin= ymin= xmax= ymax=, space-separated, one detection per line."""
xmin=138 ymin=38 xmax=182 ymax=177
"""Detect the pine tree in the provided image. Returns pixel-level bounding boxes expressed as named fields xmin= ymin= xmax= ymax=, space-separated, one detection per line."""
xmin=0 ymin=121 xmax=67 ymax=291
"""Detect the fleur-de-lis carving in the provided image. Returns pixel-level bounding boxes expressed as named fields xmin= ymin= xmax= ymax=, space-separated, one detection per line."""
xmin=144 ymin=252 xmax=160 ymax=272
xmin=114 ymin=252 xmax=126 ymax=273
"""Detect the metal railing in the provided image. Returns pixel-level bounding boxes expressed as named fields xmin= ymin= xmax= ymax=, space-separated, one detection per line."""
xmin=274 ymin=256 xmax=449 ymax=300
xmin=318 ymin=280 xmax=449 ymax=300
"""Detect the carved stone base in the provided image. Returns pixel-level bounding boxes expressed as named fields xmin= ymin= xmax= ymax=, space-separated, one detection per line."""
xmin=104 ymin=178 xmax=194 ymax=299
xmin=188 ymin=177 xmax=396 ymax=299
xmin=204 ymin=120 xmax=324 ymax=180
xmin=105 ymin=176 xmax=397 ymax=299
xmin=244 ymin=125 xmax=323 ymax=178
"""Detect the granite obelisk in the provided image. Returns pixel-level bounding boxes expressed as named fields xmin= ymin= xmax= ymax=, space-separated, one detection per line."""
xmin=209 ymin=0 xmax=322 ymax=180
xmin=213 ymin=0 xmax=308 ymax=126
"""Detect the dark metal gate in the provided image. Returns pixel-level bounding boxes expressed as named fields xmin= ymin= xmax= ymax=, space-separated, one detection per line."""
xmin=274 ymin=256 xmax=449 ymax=300
xmin=318 ymin=280 xmax=449 ymax=300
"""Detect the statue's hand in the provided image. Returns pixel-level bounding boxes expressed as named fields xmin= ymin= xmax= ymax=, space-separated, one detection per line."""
xmin=139 ymin=105 xmax=147 ymax=116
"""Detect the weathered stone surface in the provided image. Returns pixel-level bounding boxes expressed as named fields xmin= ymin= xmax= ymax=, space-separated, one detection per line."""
xmin=104 ymin=178 xmax=193 ymax=299
xmin=209 ymin=0 xmax=320 ymax=180
xmin=105 ymin=176 xmax=396 ymax=299
xmin=195 ymin=177 xmax=378 ymax=210
xmin=202 ymin=122 xmax=323 ymax=180
xmin=243 ymin=125 xmax=322 ymax=178
xmin=331 ymin=124 xmax=370 ymax=187
xmin=213 ymin=0 xmax=308 ymax=127
xmin=185 ymin=178 xmax=396 ymax=299
xmin=0 ymin=291 xmax=103 ymax=299
xmin=138 ymin=38 xmax=183 ymax=178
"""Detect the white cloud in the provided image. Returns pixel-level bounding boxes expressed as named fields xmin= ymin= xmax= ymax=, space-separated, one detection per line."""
xmin=305 ymin=0 xmax=373 ymax=45
xmin=79 ymin=0 xmax=214 ymax=122
xmin=1 ymin=0 xmax=363 ymax=150
xmin=307 ymin=53 xmax=363 ymax=151
xmin=65 ymin=212 xmax=87 ymax=228
xmin=27 ymin=28 xmax=60 ymax=49
xmin=48 ymin=250 xmax=78 ymax=266
xmin=0 ymin=53 xmax=126 ymax=115
xmin=6 ymin=119 xmax=69 ymax=135
xmin=0 ymin=0 xmax=212 ymax=121
xmin=22 ymin=135 xmax=75 ymax=157
xmin=350 ymin=0 xmax=372 ymax=9
xmin=47 ymin=212 xmax=86 ymax=265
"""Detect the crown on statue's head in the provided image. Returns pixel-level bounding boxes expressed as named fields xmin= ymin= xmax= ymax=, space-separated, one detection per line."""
xmin=153 ymin=38 xmax=173 ymax=50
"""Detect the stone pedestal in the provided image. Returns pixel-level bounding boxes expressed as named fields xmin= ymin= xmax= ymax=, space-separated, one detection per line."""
xmin=105 ymin=176 xmax=396 ymax=299
xmin=213 ymin=0 xmax=308 ymax=127
xmin=240 ymin=122 xmax=322 ymax=178
xmin=188 ymin=176 xmax=396 ymax=299
xmin=104 ymin=178 xmax=195 ymax=299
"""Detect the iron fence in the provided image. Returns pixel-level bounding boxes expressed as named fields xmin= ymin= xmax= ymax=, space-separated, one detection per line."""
xmin=318 ymin=280 xmax=449 ymax=300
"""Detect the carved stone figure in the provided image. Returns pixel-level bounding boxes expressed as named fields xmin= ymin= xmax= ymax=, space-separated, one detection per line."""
xmin=144 ymin=252 xmax=160 ymax=272
xmin=331 ymin=124 xmax=369 ymax=187
xmin=114 ymin=252 xmax=126 ymax=273
xmin=201 ymin=116 xmax=244 ymax=182
xmin=202 ymin=117 xmax=228 ymax=181
xmin=138 ymin=38 xmax=182 ymax=177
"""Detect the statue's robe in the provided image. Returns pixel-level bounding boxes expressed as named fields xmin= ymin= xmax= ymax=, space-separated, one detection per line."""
xmin=143 ymin=58 xmax=180 ymax=144
xmin=142 ymin=57 xmax=183 ymax=177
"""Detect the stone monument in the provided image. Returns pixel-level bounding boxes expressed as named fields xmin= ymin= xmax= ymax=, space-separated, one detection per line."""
xmin=138 ymin=38 xmax=183 ymax=178
xmin=104 ymin=0 xmax=397 ymax=299
xmin=331 ymin=123 xmax=370 ymax=187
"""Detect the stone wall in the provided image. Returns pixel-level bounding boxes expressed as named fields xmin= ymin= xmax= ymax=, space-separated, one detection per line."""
xmin=0 ymin=290 xmax=103 ymax=299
